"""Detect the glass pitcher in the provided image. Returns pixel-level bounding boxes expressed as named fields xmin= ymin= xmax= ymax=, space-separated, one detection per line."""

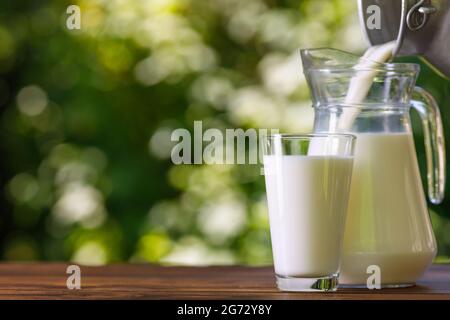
xmin=302 ymin=50 xmax=446 ymax=287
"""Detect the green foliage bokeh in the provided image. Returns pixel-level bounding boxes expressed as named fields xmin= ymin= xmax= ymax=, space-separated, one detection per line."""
xmin=0 ymin=0 xmax=449 ymax=265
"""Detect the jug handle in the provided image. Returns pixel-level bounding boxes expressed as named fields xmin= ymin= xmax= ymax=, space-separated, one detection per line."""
xmin=411 ymin=86 xmax=446 ymax=204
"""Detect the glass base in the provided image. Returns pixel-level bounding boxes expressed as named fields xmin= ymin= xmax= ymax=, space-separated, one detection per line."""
xmin=339 ymin=282 xmax=414 ymax=289
xmin=276 ymin=273 xmax=339 ymax=292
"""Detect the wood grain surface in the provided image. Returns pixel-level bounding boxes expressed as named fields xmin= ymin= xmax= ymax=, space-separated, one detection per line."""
xmin=0 ymin=263 xmax=449 ymax=300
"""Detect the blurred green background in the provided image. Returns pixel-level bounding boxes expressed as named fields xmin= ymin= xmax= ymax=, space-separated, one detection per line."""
xmin=0 ymin=0 xmax=449 ymax=265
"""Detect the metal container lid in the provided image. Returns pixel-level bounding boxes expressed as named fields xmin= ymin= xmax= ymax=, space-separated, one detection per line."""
xmin=359 ymin=0 xmax=450 ymax=78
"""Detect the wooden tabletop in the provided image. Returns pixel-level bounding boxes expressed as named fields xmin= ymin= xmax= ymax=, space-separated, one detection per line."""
xmin=0 ymin=263 xmax=449 ymax=300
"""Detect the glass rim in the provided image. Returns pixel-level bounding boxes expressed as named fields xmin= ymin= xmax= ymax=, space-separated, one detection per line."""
xmin=313 ymin=102 xmax=411 ymax=110
xmin=305 ymin=62 xmax=420 ymax=75
xmin=266 ymin=133 xmax=356 ymax=140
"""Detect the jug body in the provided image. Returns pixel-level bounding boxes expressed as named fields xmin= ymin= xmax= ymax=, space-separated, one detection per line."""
xmin=341 ymin=131 xmax=436 ymax=286
xmin=305 ymin=61 xmax=445 ymax=287
xmin=315 ymin=106 xmax=437 ymax=286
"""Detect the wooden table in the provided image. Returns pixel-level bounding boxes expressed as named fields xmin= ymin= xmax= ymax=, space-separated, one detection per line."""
xmin=0 ymin=263 xmax=449 ymax=300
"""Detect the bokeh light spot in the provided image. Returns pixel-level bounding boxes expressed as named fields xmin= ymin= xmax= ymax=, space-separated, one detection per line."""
xmin=16 ymin=85 xmax=48 ymax=116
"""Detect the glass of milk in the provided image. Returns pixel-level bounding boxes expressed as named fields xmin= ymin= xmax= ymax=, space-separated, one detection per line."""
xmin=263 ymin=134 xmax=355 ymax=292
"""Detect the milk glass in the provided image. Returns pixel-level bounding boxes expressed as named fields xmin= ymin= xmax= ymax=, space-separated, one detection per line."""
xmin=263 ymin=134 xmax=355 ymax=292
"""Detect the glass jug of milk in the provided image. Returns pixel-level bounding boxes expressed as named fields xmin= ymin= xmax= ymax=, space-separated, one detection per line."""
xmin=301 ymin=48 xmax=446 ymax=287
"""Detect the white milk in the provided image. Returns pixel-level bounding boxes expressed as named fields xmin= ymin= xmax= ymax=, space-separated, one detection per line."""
xmin=264 ymin=155 xmax=353 ymax=277
xmin=340 ymin=133 xmax=436 ymax=285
